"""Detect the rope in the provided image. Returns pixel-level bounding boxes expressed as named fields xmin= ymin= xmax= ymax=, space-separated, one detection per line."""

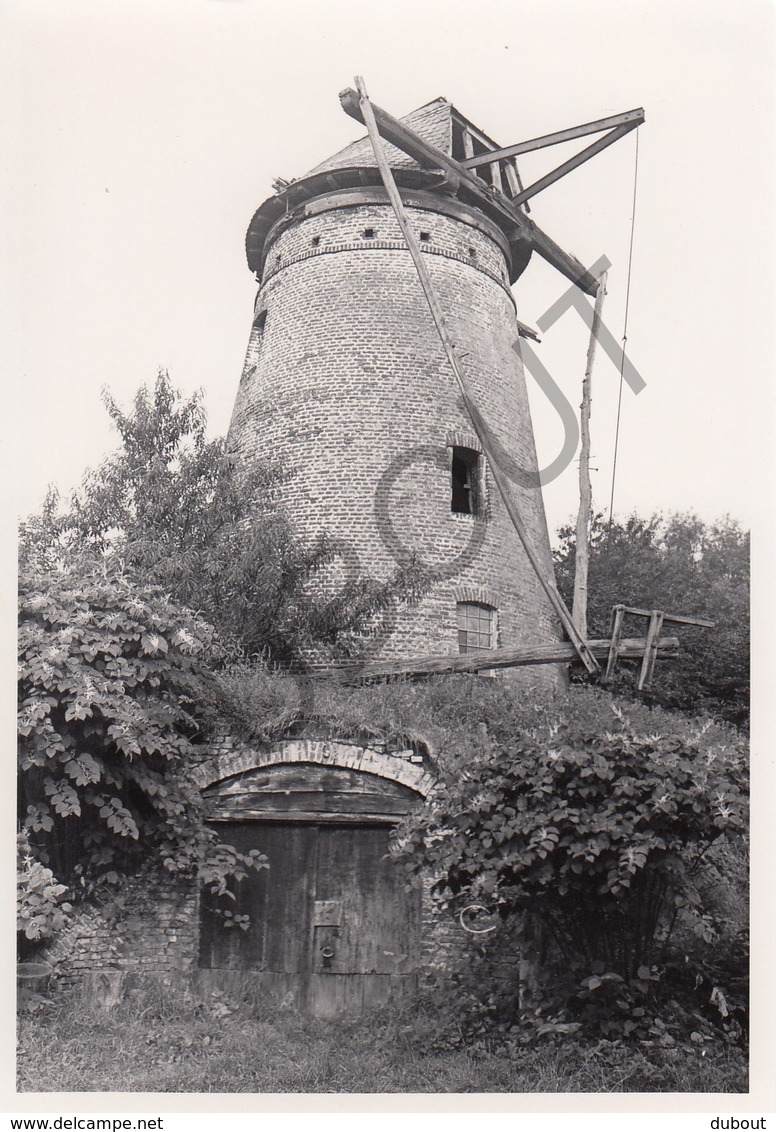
xmin=607 ymin=129 xmax=640 ymax=533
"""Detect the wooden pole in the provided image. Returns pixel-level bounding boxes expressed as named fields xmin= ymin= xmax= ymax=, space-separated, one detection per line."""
xmin=340 ymin=87 xmax=601 ymax=295
xmin=637 ymin=610 xmax=666 ymax=690
xmin=353 ymin=76 xmax=600 ymax=675
xmin=604 ymin=604 xmax=626 ymax=682
xmin=460 ymin=109 xmax=645 ymax=167
xmin=572 ymin=272 xmax=607 ymax=637
xmin=317 ymin=634 xmax=680 ymax=683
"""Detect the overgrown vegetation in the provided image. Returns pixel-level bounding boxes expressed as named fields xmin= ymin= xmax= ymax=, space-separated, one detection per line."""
xmin=17 ymin=980 xmax=747 ymax=1094
xmin=196 ymin=671 xmax=750 ymax=1054
xmin=21 ymin=370 xmax=426 ymax=668
xmin=17 ymin=372 xmax=750 ymax=1086
xmin=17 ymin=830 xmax=72 ymax=949
xmin=17 ymin=371 xmax=425 ymax=955
xmin=554 ymin=512 xmax=749 ymax=725
xmin=17 ymin=562 xmax=267 ymax=955
xmin=393 ymin=689 xmax=748 ymax=1050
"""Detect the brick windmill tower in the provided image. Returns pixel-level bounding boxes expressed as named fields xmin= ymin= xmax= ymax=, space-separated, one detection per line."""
xmin=195 ymin=86 xmax=645 ymax=1016
xmin=227 ymin=88 xmax=642 ymax=684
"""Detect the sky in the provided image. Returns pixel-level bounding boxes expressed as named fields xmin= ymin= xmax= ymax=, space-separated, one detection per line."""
xmin=2 ymin=0 xmax=774 ymax=541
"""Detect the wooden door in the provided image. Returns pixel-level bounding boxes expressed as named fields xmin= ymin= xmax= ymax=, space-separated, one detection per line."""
xmin=199 ymin=820 xmax=421 ymax=1016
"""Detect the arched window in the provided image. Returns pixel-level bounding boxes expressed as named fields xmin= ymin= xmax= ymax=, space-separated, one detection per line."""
xmin=456 ymin=601 xmax=496 ymax=655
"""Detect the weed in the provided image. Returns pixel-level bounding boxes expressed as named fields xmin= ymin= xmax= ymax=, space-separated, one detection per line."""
xmin=17 ymin=979 xmax=747 ymax=1094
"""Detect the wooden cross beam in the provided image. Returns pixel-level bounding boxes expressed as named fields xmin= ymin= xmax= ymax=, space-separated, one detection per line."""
xmin=339 ymin=87 xmax=603 ymax=295
xmin=463 ymin=108 xmax=644 ymax=209
xmin=507 ymin=122 xmax=638 ymax=209
xmin=604 ymin=604 xmax=715 ymax=688
xmin=461 ymin=108 xmax=644 ymax=165
xmin=314 ymin=635 xmax=681 ymax=684
xmin=609 ymin=605 xmax=716 ymax=628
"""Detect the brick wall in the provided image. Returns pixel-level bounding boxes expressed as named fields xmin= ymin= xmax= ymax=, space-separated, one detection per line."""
xmin=41 ymin=738 xmax=470 ymax=996
xmin=228 ymin=194 xmax=566 ymax=694
xmin=44 ymin=860 xmax=471 ymax=998
xmin=40 ymin=873 xmax=199 ymax=990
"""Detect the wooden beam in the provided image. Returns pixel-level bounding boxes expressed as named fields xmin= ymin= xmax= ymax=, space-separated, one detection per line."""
xmin=572 ymin=273 xmax=607 ymax=637
xmin=462 ymin=127 xmax=475 ymax=160
xmin=503 ymin=158 xmax=531 ymax=214
xmin=340 ymin=87 xmax=498 ymax=194
xmin=637 ymin=610 xmax=665 ymax=690
xmin=527 ymin=225 xmax=602 ymax=294
xmin=461 ymin=108 xmax=645 ymax=166
xmin=339 ymin=86 xmax=600 ymax=295
xmin=353 ymin=75 xmax=600 ymax=675
xmin=319 ymin=635 xmax=681 ymax=682
xmin=209 ymin=810 xmax=402 ymax=825
xmin=458 ymin=118 xmax=501 ymax=152
xmin=614 ymin=605 xmax=716 ymax=628
xmin=605 ymin=605 xmax=627 ymax=682
xmin=517 ymin=320 xmax=541 ymax=342
xmin=509 ymin=124 xmax=634 ymax=208
xmin=503 ymin=161 xmax=520 ymax=197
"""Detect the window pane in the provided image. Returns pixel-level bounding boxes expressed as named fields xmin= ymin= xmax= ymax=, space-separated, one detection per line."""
xmin=456 ymin=602 xmax=495 ymax=653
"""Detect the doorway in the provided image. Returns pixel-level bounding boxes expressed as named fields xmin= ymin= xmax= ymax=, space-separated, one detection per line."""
xmin=199 ymin=820 xmax=420 ymax=1016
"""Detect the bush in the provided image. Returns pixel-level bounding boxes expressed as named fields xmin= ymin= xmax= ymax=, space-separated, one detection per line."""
xmin=18 ymin=562 xmax=265 ymax=902
xmin=396 ymin=687 xmax=748 ymax=1040
xmin=201 ymin=665 xmax=554 ymax=754
xmin=17 ymin=831 xmax=72 ymax=958
xmin=21 ymin=370 xmax=429 ymax=671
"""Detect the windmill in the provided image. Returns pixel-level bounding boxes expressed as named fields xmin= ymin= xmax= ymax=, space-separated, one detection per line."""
xmin=322 ymin=78 xmax=713 ymax=685
xmin=203 ymin=79 xmax=716 ymax=1017
xmin=229 ymin=77 xmax=712 ymax=688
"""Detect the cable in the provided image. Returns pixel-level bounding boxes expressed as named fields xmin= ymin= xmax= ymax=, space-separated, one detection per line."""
xmin=607 ymin=129 xmax=640 ymax=533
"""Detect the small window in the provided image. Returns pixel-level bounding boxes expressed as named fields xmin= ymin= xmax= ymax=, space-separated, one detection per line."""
xmin=253 ymin=308 xmax=268 ymax=331
xmin=311 ymin=235 xmax=321 ymax=246
xmin=451 ymin=446 xmax=482 ymax=515
xmin=419 ymin=231 xmax=431 ymax=242
xmin=468 ymin=246 xmax=477 ymax=259
xmin=457 ymin=602 xmax=496 ymax=655
xmin=363 ymin=227 xmax=375 ymax=238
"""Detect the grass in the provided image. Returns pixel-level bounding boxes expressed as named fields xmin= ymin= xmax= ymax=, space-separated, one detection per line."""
xmin=17 ymin=980 xmax=747 ymax=1095
xmin=203 ymin=667 xmax=744 ymax=767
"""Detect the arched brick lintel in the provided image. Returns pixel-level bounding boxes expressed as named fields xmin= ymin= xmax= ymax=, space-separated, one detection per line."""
xmin=193 ymin=740 xmax=436 ymax=798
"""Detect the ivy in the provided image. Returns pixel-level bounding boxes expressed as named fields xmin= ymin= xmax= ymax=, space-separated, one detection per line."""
xmin=397 ymin=698 xmax=748 ymax=983
xmin=17 ymin=562 xmax=266 ymax=926
xmin=17 ymin=832 xmax=72 ymax=944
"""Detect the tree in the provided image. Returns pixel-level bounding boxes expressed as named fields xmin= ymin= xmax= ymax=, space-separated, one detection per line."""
xmin=17 ymin=371 xmax=429 ymax=953
xmin=553 ymin=513 xmax=749 ymax=725
xmin=17 ymin=560 xmax=266 ymax=951
xmin=21 ymin=370 xmax=426 ymax=668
